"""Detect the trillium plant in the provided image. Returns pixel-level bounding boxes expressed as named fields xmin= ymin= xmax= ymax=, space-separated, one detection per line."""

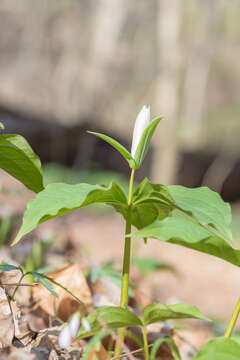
xmin=1 ymin=108 xmax=240 ymax=359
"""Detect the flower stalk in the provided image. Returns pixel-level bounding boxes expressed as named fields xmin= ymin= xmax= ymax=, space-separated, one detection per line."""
xmin=142 ymin=326 xmax=149 ymax=360
xmin=121 ymin=168 xmax=135 ymax=308
xmin=224 ymin=297 xmax=240 ymax=338
xmin=114 ymin=168 xmax=135 ymax=357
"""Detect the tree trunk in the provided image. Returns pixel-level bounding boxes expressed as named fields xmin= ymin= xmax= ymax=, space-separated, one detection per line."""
xmin=151 ymin=0 xmax=181 ymax=184
xmin=180 ymin=0 xmax=225 ymax=151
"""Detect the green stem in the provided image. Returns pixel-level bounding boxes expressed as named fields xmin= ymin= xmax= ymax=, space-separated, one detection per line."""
xmin=120 ymin=168 xmax=135 ymax=308
xmin=127 ymin=169 xmax=135 ymax=207
xmin=114 ymin=169 xmax=135 ymax=358
xmin=225 ymin=297 xmax=240 ymax=338
xmin=11 ymin=273 xmax=26 ymax=301
xmin=120 ymin=206 xmax=132 ymax=308
xmin=142 ymin=326 xmax=149 ymax=360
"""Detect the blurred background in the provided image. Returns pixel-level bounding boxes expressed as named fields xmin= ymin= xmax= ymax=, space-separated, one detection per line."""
xmin=0 ymin=0 xmax=240 ymax=321
xmin=0 ymin=0 xmax=240 ymax=198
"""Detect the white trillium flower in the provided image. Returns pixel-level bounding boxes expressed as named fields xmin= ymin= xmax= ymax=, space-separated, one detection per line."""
xmin=58 ymin=324 xmax=72 ymax=349
xmin=131 ymin=105 xmax=151 ymax=159
xmin=69 ymin=313 xmax=81 ymax=337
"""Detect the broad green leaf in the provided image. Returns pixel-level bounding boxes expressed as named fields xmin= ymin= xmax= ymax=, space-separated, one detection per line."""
xmin=131 ymin=179 xmax=232 ymax=243
xmin=12 ymin=182 xmax=127 ymax=245
xmin=129 ymin=178 xmax=175 ymax=229
xmin=231 ymin=334 xmax=240 ymax=345
xmin=134 ymin=116 xmax=162 ymax=168
xmin=143 ymin=302 xmax=209 ymax=326
xmin=31 ymin=271 xmax=58 ymax=298
xmin=130 ymin=179 xmax=235 ymax=266
xmin=87 ymin=131 xmax=135 ymax=168
xmin=0 ymin=264 xmax=20 ymax=271
xmin=193 ymin=337 xmax=240 ymax=360
xmin=0 ymin=134 xmax=44 ymax=193
xmin=77 ymin=306 xmax=142 ymax=339
xmin=167 ymin=185 xmax=232 ymax=243
xmin=132 ymin=257 xmax=175 ymax=277
xmin=0 ymin=122 xmax=4 ymax=130
xmin=150 ymin=337 xmax=181 ymax=360
xmin=131 ymin=215 xmax=240 ymax=267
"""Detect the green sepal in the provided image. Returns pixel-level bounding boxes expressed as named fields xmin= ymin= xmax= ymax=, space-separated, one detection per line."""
xmin=87 ymin=131 xmax=135 ymax=168
xmin=129 ymin=159 xmax=137 ymax=169
xmin=0 ymin=122 xmax=4 ymax=130
xmin=134 ymin=116 xmax=162 ymax=168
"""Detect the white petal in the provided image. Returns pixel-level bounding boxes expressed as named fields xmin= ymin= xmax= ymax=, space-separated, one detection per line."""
xmin=69 ymin=313 xmax=81 ymax=337
xmin=58 ymin=325 xmax=72 ymax=349
xmin=131 ymin=106 xmax=151 ymax=158
xmin=82 ymin=318 xmax=91 ymax=332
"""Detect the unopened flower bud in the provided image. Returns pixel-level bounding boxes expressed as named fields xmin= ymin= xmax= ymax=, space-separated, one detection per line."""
xmin=131 ymin=105 xmax=151 ymax=159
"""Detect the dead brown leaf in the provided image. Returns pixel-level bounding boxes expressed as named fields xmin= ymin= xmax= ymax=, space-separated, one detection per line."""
xmin=33 ymin=264 xmax=92 ymax=320
xmin=88 ymin=344 xmax=110 ymax=360
xmin=154 ymin=341 xmax=175 ymax=360
xmin=24 ymin=326 xmax=83 ymax=359
xmin=8 ymin=349 xmax=35 ymax=360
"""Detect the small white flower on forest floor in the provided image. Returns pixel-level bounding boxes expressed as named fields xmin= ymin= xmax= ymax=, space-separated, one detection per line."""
xmin=58 ymin=325 xmax=72 ymax=349
xmin=131 ymin=105 xmax=151 ymax=159
xmin=82 ymin=318 xmax=91 ymax=332
xmin=69 ymin=313 xmax=81 ymax=337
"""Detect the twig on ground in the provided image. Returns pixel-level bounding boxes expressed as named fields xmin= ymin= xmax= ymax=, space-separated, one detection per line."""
xmin=0 ymin=283 xmax=38 ymax=287
xmin=111 ymin=343 xmax=154 ymax=360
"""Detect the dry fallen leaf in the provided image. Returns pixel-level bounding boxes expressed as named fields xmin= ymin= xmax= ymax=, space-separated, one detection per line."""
xmin=0 ymin=287 xmax=20 ymax=348
xmin=33 ymin=264 xmax=92 ymax=320
xmin=8 ymin=349 xmax=35 ymax=360
xmin=154 ymin=341 xmax=175 ymax=360
xmin=88 ymin=344 xmax=110 ymax=360
xmin=24 ymin=326 xmax=83 ymax=359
